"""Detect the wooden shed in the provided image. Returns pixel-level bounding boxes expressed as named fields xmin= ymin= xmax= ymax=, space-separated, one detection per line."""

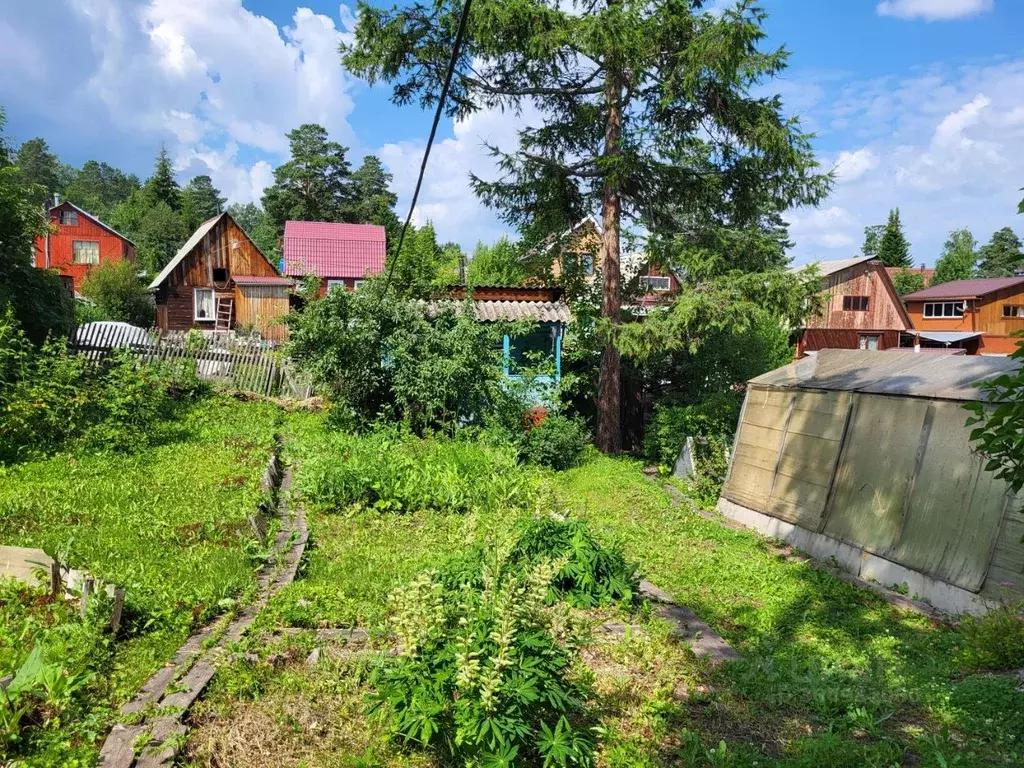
xmin=719 ymin=349 xmax=1023 ymax=614
xmin=149 ymin=212 xmax=291 ymax=342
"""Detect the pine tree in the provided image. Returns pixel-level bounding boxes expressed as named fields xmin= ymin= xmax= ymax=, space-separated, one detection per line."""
xmin=144 ymin=145 xmax=182 ymax=211
xmin=976 ymin=227 xmax=1023 ymax=277
xmin=262 ymin=124 xmax=354 ymax=233
xmin=351 ymin=155 xmax=400 ymax=240
xmin=344 ymin=0 xmax=829 ymax=451
xmin=63 ymin=160 xmax=140 ymax=220
xmin=180 ymin=174 xmax=226 ymax=230
xmin=876 ymin=208 xmax=912 ymax=268
xmin=14 ymin=138 xmax=61 ymax=208
xmin=931 ymin=228 xmax=977 ymax=287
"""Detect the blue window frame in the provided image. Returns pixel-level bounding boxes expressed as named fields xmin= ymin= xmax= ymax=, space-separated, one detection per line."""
xmin=502 ymin=322 xmax=563 ymax=385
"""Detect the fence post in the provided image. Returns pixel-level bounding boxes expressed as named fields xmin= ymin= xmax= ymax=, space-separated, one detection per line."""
xmin=110 ymin=588 xmax=125 ymax=635
xmin=50 ymin=560 xmax=61 ymax=597
xmin=80 ymin=576 xmax=94 ymax=619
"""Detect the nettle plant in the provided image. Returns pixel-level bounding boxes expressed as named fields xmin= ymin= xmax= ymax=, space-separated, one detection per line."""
xmin=371 ymin=552 xmax=596 ymax=767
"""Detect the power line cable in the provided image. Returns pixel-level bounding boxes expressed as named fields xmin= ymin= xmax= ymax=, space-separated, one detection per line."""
xmin=377 ymin=0 xmax=473 ymax=304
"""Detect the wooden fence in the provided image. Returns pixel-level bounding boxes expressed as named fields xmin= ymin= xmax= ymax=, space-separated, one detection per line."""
xmin=71 ymin=326 xmax=312 ymax=399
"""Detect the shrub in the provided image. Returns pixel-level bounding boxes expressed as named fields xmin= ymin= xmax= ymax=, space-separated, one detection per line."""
xmin=959 ymin=599 xmax=1024 ymax=671
xmin=520 ymin=413 xmax=590 ymax=471
xmin=371 ymin=555 xmax=595 ymax=767
xmin=297 ymin=429 xmax=535 ymax=514
xmin=79 ymin=260 xmax=154 ymax=328
xmin=644 ymin=392 xmax=740 ymax=468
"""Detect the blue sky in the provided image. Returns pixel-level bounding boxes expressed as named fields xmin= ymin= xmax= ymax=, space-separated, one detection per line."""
xmin=2 ymin=0 xmax=1022 ymax=264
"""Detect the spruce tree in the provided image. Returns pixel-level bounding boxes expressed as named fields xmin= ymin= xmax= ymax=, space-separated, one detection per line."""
xmin=876 ymin=208 xmax=912 ymax=268
xmin=350 ymin=155 xmax=400 ymax=241
xmin=144 ymin=145 xmax=181 ymax=211
xmin=343 ymin=0 xmax=829 ymax=451
xmin=14 ymin=138 xmax=61 ymax=208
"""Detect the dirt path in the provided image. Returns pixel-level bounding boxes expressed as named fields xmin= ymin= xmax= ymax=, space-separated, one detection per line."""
xmin=97 ymin=462 xmax=308 ymax=768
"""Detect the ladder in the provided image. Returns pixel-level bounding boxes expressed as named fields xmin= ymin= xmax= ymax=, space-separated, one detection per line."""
xmin=215 ymin=295 xmax=234 ymax=333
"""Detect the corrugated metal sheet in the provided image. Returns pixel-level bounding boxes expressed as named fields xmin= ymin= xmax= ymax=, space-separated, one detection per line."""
xmin=282 ymin=221 xmax=386 ymax=279
xmin=752 ymin=349 xmax=1019 ymax=401
xmin=903 ymin=276 xmax=1024 ymax=300
xmin=792 ymin=255 xmax=874 ymax=277
xmin=232 ymin=275 xmax=293 ymax=286
xmin=473 ymin=300 xmax=571 ymax=323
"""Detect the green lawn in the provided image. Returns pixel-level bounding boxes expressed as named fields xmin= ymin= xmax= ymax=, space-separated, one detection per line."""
xmin=0 ymin=397 xmax=283 ymax=766
xmin=186 ymin=419 xmax=1024 ymax=768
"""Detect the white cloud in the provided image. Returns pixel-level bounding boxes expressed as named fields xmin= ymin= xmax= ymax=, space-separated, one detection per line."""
xmin=834 ymin=148 xmax=879 ymax=182
xmin=787 ymin=206 xmax=858 ymax=255
xmin=56 ymin=0 xmax=357 ymax=203
xmin=876 ymin=0 xmax=993 ymax=21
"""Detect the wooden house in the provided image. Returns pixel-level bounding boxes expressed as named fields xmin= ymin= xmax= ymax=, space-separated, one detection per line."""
xmin=902 ymin=277 xmax=1024 ymax=355
xmin=34 ymin=198 xmax=135 ymax=291
xmin=281 ymin=220 xmax=387 ymax=295
xmin=149 ymin=212 xmax=291 ymax=342
xmin=796 ymin=256 xmax=913 ymax=354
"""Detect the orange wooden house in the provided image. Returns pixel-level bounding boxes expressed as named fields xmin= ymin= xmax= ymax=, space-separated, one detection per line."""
xmin=902 ymin=277 xmax=1024 ymax=355
xmin=149 ymin=212 xmax=292 ymax=342
xmin=796 ymin=256 xmax=913 ymax=354
xmin=34 ymin=198 xmax=135 ymax=291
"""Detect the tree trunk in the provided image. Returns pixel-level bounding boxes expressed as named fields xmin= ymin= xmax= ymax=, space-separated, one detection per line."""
xmin=596 ymin=65 xmax=622 ymax=454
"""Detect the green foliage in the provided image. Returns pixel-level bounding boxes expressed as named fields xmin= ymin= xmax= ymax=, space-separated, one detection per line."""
xmin=958 ymin=599 xmax=1024 ymax=671
xmin=644 ymin=392 xmax=740 ymax=468
xmin=931 ymin=227 xmax=977 ymax=286
xmin=861 ymin=223 xmax=885 ymax=260
xmin=388 ymin=222 xmax=461 ymax=298
xmin=976 ymin=226 xmax=1023 ymax=277
xmin=964 ymin=332 xmax=1024 ymax=494
xmin=520 ymin=413 xmax=589 ymax=471
xmin=180 ymin=174 xmax=225 ymax=231
xmin=144 ymin=145 xmax=181 ymax=211
xmin=876 ymin=208 xmax=912 ymax=268
xmin=351 ymin=154 xmax=400 ymax=241
xmin=262 ymin=123 xmax=354 ymax=232
xmin=467 ymin=237 xmax=526 ymax=286
xmin=297 ymin=429 xmax=534 ymax=515
xmin=227 ymin=201 xmax=280 ymax=261
xmin=0 ymin=110 xmax=75 ymax=344
xmin=890 ymin=268 xmax=927 ymax=296
xmin=14 ymin=137 xmax=61 ymax=208
xmin=371 ymin=555 xmax=595 ymax=767
xmin=63 ymin=160 xmax=141 ymax=222
xmin=79 ymin=260 xmax=154 ymax=327
xmin=287 ymin=283 xmax=515 ymax=434
xmin=109 ymin=190 xmax=189 ymax=274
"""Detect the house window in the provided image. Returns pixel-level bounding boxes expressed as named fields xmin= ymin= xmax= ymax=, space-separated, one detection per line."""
xmin=579 ymin=254 xmax=594 ymax=276
xmin=923 ymin=301 xmax=965 ymax=318
xmin=72 ymin=240 xmax=100 ymax=264
xmin=354 ymin=280 xmax=366 ymax=290
xmin=859 ymin=334 xmax=881 ymax=351
xmin=60 ymin=210 xmax=78 ymax=226
xmin=1003 ymin=305 xmax=1023 ymax=318
xmin=194 ymin=288 xmax=215 ymax=321
xmin=842 ymin=295 xmax=869 ymax=311
xmin=638 ymin=275 xmax=671 ymax=292
xmin=326 ymin=280 xmax=346 ymax=293
xmin=212 ymin=267 xmax=227 ymax=283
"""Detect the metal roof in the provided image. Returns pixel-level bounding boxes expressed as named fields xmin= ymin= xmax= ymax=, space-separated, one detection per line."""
xmin=149 ymin=213 xmax=225 ymax=290
xmin=750 ymin=349 xmax=1019 ymax=401
xmin=792 ymin=255 xmax=874 ymax=278
xmin=281 ymin=221 xmax=386 ymax=280
xmin=903 ymin=276 xmax=1024 ymax=300
xmin=232 ymin=275 xmax=293 ymax=286
xmin=915 ymin=331 xmax=984 ymax=344
xmin=473 ymin=300 xmax=571 ymax=323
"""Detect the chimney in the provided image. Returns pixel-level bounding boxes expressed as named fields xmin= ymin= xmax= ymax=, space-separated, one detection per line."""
xmin=53 ymin=192 xmax=60 ymax=207
xmin=919 ymin=263 xmax=925 ymax=271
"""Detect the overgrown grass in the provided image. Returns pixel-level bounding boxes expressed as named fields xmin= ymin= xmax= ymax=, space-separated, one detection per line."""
xmin=0 ymin=397 xmax=282 ymax=766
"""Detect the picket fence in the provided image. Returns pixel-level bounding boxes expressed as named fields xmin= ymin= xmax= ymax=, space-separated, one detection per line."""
xmin=70 ymin=325 xmax=312 ymax=399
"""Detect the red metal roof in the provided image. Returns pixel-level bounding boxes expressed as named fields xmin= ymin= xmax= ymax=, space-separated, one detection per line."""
xmin=886 ymin=265 xmax=935 ymax=282
xmin=902 ymin=276 xmax=1024 ymax=301
xmin=281 ymin=221 xmax=386 ymax=280
xmin=232 ymin=275 xmax=293 ymax=286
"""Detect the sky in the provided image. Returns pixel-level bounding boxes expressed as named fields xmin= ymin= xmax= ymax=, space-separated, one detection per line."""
xmin=1 ymin=0 xmax=1023 ymax=265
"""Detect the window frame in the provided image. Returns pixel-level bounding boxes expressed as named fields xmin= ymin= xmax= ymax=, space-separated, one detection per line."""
xmin=638 ymin=275 xmax=672 ymax=292
xmin=353 ymin=279 xmax=366 ymax=290
xmin=71 ymin=240 xmax=100 ymax=265
xmin=326 ymin=279 xmax=346 ymax=293
xmin=193 ymin=288 xmax=216 ymax=322
xmin=923 ymin=301 xmax=965 ymax=319
xmin=60 ymin=210 xmax=78 ymax=226
xmin=1003 ymin=305 xmax=1023 ymax=318
xmin=859 ymin=334 xmax=881 ymax=351
xmin=842 ymin=295 xmax=869 ymax=312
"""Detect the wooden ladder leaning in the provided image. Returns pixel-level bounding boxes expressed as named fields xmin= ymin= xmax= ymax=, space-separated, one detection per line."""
xmin=215 ymin=295 xmax=234 ymax=333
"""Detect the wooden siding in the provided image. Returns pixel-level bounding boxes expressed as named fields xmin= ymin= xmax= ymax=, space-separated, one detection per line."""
xmin=235 ymin=285 xmax=289 ymax=342
xmin=155 ymin=215 xmax=285 ymax=336
xmin=34 ymin=202 xmax=135 ymax=291
xmin=905 ymin=283 xmax=1024 ymax=355
xmin=805 ymin=260 xmax=911 ymax=332
xmin=797 ymin=329 xmax=901 ymax=354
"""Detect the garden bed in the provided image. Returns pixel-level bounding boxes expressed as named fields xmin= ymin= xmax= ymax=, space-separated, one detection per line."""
xmin=0 ymin=397 xmax=285 ymax=766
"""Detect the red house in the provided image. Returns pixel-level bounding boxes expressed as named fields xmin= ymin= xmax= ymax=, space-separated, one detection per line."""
xmin=34 ymin=199 xmax=135 ymax=291
xmin=280 ymin=221 xmax=386 ymax=294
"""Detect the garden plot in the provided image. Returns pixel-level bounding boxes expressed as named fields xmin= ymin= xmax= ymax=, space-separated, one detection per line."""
xmin=180 ymin=418 xmax=1024 ymax=768
xmin=0 ymin=398 xmax=283 ymax=767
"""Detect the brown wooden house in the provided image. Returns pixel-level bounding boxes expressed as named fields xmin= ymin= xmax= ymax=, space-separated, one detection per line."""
xmin=149 ymin=212 xmax=291 ymax=342
xmin=796 ymin=256 xmax=913 ymax=354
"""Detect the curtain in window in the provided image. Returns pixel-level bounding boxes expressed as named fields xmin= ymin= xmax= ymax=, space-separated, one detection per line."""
xmin=72 ymin=241 xmax=99 ymax=264
xmin=194 ymin=289 xmax=215 ymax=320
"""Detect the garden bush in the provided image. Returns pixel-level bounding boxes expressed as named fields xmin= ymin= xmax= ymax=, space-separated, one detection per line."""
xmin=519 ymin=412 xmax=590 ymax=471
xmin=959 ymin=599 xmax=1024 ymax=671
xmin=643 ymin=392 xmax=739 ymax=468
xmin=371 ymin=554 xmax=595 ymax=767
xmin=297 ymin=429 xmax=536 ymax=515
